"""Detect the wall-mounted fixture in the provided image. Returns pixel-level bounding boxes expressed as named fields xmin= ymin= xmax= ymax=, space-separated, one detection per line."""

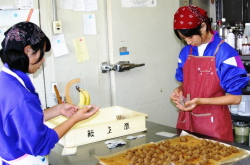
xmin=52 ymin=0 xmax=62 ymax=34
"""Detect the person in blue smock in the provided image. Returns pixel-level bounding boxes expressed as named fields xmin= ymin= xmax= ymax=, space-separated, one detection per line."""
xmin=0 ymin=22 xmax=99 ymax=165
xmin=170 ymin=5 xmax=249 ymax=142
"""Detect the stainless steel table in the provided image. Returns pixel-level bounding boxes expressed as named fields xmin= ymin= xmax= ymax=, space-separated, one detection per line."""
xmin=48 ymin=121 xmax=250 ymax=165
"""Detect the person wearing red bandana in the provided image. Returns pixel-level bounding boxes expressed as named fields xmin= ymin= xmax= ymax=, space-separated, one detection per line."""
xmin=170 ymin=5 xmax=249 ymax=142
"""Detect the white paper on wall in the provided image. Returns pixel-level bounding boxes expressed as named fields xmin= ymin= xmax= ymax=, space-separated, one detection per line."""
xmin=61 ymin=0 xmax=73 ymax=9
xmin=83 ymin=14 xmax=97 ymax=35
xmin=62 ymin=0 xmax=98 ymax=11
xmin=51 ymin=34 xmax=69 ymax=57
xmin=15 ymin=0 xmax=33 ymax=9
xmin=72 ymin=0 xmax=85 ymax=11
xmin=121 ymin=0 xmax=157 ymax=7
xmin=0 ymin=9 xmax=39 ymax=27
xmin=85 ymin=0 xmax=98 ymax=11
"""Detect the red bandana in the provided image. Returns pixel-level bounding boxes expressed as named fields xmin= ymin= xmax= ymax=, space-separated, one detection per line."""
xmin=174 ymin=5 xmax=208 ymax=29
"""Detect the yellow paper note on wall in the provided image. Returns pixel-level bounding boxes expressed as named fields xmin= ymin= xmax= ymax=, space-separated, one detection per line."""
xmin=73 ymin=37 xmax=89 ymax=63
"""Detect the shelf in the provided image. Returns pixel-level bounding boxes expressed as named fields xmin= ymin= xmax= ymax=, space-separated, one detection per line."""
xmin=231 ymin=113 xmax=250 ymax=122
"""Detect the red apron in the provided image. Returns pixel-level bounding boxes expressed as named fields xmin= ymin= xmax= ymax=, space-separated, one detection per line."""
xmin=176 ymin=41 xmax=234 ymax=142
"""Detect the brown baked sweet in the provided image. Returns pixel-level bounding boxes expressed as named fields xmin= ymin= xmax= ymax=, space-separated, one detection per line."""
xmin=98 ymin=135 xmax=244 ymax=165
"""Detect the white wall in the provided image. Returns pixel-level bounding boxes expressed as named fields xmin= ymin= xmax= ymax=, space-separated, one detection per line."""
xmin=106 ymin=0 xmax=181 ymax=127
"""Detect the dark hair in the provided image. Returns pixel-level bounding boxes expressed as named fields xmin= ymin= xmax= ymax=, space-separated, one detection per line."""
xmin=0 ymin=37 xmax=51 ymax=73
xmin=174 ymin=21 xmax=212 ymax=41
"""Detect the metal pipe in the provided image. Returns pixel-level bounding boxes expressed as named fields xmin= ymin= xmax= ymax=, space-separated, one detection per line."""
xmin=52 ymin=0 xmax=58 ymax=21
xmin=106 ymin=0 xmax=117 ymax=106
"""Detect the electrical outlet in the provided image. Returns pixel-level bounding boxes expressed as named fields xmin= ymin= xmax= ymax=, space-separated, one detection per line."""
xmin=51 ymin=82 xmax=57 ymax=94
xmin=52 ymin=21 xmax=62 ymax=34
